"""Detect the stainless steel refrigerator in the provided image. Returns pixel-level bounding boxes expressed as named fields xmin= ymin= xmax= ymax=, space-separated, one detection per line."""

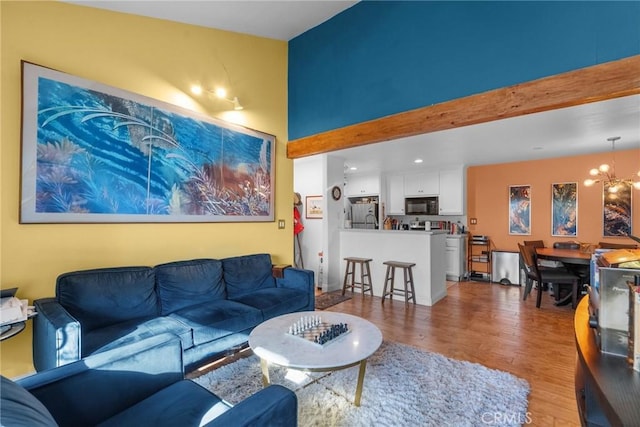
xmin=351 ymin=203 xmax=378 ymax=229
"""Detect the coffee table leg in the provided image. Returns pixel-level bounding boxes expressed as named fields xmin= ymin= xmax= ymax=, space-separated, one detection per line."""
xmin=354 ymin=359 xmax=367 ymax=407
xmin=260 ymin=358 xmax=270 ymax=387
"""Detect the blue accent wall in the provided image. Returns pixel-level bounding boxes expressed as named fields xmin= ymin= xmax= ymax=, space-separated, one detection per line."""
xmin=288 ymin=1 xmax=640 ymax=140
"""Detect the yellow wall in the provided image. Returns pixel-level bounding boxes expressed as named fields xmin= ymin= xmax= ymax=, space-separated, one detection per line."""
xmin=467 ymin=149 xmax=640 ymax=252
xmin=1 ymin=1 xmax=290 ymax=377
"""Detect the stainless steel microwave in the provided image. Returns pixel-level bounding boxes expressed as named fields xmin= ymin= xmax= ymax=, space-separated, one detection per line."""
xmin=405 ymin=197 xmax=438 ymax=215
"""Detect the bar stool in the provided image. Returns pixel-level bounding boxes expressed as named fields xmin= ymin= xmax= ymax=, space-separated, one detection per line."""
xmin=341 ymin=257 xmax=374 ymax=297
xmin=381 ymin=261 xmax=416 ymax=304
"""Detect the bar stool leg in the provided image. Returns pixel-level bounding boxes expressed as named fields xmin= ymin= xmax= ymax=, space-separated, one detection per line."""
xmin=363 ymin=260 xmax=373 ymax=296
xmin=403 ymin=267 xmax=410 ymax=304
xmin=359 ymin=262 xmax=366 ymax=298
xmin=342 ymin=260 xmax=354 ymax=295
xmin=382 ymin=264 xmax=393 ymax=304
xmin=406 ymin=266 xmax=416 ymax=304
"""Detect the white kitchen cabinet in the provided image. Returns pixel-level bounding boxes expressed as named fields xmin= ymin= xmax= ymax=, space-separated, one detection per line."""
xmin=386 ymin=174 xmax=405 ymax=214
xmin=445 ymin=235 xmax=467 ymax=281
xmin=438 ymin=168 xmax=465 ymax=215
xmin=404 ymin=172 xmax=439 ymax=196
xmin=344 ymin=174 xmax=380 ymax=197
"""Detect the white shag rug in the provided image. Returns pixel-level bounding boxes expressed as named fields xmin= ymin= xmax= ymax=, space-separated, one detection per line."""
xmin=193 ymin=341 xmax=530 ymax=427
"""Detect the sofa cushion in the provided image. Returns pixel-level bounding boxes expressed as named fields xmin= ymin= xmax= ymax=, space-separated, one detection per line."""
xmin=1 ymin=376 xmax=58 ymax=426
xmin=155 ymin=259 xmax=226 ymax=314
xmin=57 ymin=267 xmax=158 ymax=332
xmin=168 ymin=300 xmax=262 ymax=346
xmin=231 ymin=288 xmax=309 ymax=320
xmin=97 ymin=380 xmax=229 ymax=427
xmin=222 ymin=254 xmax=275 ymax=299
xmin=83 ymin=316 xmax=194 ymax=357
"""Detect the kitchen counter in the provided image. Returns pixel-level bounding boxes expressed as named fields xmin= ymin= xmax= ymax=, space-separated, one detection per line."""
xmin=342 ymin=228 xmax=450 ymax=235
xmin=339 ymin=229 xmax=447 ymax=306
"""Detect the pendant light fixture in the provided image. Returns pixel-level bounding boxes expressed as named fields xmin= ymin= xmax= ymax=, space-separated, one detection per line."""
xmin=583 ymin=136 xmax=640 ymax=193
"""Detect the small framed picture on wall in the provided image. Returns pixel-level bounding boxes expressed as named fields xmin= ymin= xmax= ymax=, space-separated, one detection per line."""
xmin=305 ymin=195 xmax=323 ymax=219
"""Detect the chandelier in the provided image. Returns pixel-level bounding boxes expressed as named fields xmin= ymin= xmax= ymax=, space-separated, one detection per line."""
xmin=583 ymin=136 xmax=640 ymax=193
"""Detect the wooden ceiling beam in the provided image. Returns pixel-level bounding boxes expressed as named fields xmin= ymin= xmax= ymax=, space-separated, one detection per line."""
xmin=287 ymin=55 xmax=640 ymax=159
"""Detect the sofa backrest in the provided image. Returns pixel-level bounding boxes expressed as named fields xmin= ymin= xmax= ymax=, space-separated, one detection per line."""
xmin=222 ymin=253 xmax=275 ymax=299
xmin=155 ymin=258 xmax=226 ymax=314
xmin=56 ymin=267 xmax=158 ymax=332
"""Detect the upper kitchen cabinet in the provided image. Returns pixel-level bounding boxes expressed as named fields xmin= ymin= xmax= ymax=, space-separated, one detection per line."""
xmin=438 ymin=167 xmax=465 ymax=215
xmin=344 ymin=174 xmax=381 ymax=197
xmin=387 ymin=174 xmax=405 ymax=214
xmin=404 ymin=172 xmax=439 ymax=196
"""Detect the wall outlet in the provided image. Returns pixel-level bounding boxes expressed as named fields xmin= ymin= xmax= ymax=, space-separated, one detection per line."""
xmin=278 ymin=219 xmax=285 ymax=229
xmin=470 ymin=218 xmax=478 ymax=225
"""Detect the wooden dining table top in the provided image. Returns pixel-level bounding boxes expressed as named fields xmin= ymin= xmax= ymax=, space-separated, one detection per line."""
xmin=536 ymin=247 xmax=592 ymax=265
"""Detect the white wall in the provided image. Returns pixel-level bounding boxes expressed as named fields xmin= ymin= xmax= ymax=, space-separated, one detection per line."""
xmin=324 ymin=154 xmax=346 ymax=292
xmin=293 ymin=156 xmax=324 ymax=286
xmin=294 ymin=154 xmax=346 ymax=292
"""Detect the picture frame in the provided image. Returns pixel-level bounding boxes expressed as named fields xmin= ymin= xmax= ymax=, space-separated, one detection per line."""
xmin=20 ymin=61 xmax=275 ymax=223
xmin=551 ymin=182 xmax=577 ymax=237
xmin=508 ymin=185 xmax=531 ymax=235
xmin=305 ymin=195 xmax=323 ymax=219
xmin=603 ymin=182 xmax=632 ymax=236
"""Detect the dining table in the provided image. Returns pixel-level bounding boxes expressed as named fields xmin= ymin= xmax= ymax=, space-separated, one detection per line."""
xmin=535 ymin=247 xmax=592 ymax=306
xmin=535 ymin=247 xmax=592 ymax=266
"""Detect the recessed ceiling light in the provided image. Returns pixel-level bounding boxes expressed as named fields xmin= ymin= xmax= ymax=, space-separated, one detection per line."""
xmin=414 ymin=158 xmax=423 ymax=164
xmin=350 ymin=166 xmax=358 ymax=171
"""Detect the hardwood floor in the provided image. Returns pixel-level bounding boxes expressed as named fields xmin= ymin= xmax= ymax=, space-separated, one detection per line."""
xmin=324 ymin=281 xmax=580 ymax=426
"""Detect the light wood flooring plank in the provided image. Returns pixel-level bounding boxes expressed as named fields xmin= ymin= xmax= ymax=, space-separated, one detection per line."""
xmin=325 ymin=281 xmax=580 ymax=426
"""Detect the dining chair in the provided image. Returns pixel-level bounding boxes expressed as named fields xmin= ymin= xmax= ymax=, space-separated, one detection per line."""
xmin=523 ymin=240 xmax=545 ymax=248
xmin=598 ymin=241 xmax=638 ymax=249
xmin=553 ymin=241 xmax=580 ymax=250
xmin=553 ymin=241 xmax=591 ymax=291
xmin=518 ymin=243 xmax=559 ymax=301
xmin=525 ymin=240 xmax=563 ymax=268
xmin=518 ymin=244 xmax=538 ymax=301
xmin=519 ymin=243 xmax=580 ymax=308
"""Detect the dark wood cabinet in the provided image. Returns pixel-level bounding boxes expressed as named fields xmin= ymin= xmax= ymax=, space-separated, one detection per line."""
xmin=575 ymin=297 xmax=640 ymax=426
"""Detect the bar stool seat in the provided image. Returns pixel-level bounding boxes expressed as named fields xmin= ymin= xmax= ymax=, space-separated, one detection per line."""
xmin=381 ymin=261 xmax=416 ymax=304
xmin=342 ymin=257 xmax=374 ymax=297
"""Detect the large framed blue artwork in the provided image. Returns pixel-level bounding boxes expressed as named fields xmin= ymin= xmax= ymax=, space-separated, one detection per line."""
xmin=20 ymin=61 xmax=275 ymax=223
xmin=551 ymin=182 xmax=577 ymax=237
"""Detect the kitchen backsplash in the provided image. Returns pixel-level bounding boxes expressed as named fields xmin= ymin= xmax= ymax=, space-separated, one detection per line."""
xmin=387 ymin=214 xmax=467 ymax=233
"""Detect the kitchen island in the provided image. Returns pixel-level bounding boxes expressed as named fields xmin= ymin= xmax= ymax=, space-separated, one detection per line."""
xmin=340 ymin=229 xmax=447 ymax=306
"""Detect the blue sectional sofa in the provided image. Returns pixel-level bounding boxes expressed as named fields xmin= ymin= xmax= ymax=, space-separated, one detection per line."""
xmin=33 ymin=253 xmax=314 ymax=372
xmin=3 ymin=334 xmax=297 ymax=426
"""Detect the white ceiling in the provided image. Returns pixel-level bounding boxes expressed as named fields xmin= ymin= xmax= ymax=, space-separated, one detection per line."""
xmin=336 ymin=94 xmax=640 ymax=175
xmin=65 ymin=1 xmax=358 ymax=41
xmin=64 ymin=1 xmax=640 ymax=174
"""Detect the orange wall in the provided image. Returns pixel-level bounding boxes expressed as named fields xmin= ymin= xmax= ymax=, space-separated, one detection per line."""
xmin=467 ymin=149 xmax=640 ymax=251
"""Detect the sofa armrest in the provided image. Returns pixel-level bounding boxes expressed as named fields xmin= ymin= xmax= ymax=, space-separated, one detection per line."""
xmin=205 ymin=384 xmax=297 ymax=427
xmin=19 ymin=333 xmax=184 ymax=427
xmin=275 ymin=267 xmax=315 ymax=311
xmin=33 ymin=298 xmax=81 ymax=372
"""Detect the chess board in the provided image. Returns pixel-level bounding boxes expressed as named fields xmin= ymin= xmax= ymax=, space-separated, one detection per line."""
xmin=288 ymin=322 xmax=350 ymax=347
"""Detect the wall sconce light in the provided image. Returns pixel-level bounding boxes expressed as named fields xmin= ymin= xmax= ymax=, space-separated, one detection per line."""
xmin=583 ymin=136 xmax=640 ymax=192
xmin=190 ymin=85 xmax=244 ymax=110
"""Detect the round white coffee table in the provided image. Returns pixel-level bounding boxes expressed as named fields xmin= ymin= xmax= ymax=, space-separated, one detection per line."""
xmin=248 ymin=311 xmax=382 ymax=406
